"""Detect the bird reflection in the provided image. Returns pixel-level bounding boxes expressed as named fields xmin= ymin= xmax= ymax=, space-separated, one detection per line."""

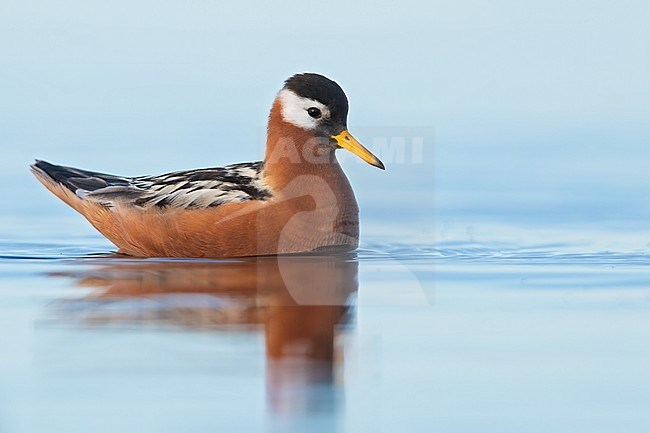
xmin=48 ymin=253 xmax=358 ymax=418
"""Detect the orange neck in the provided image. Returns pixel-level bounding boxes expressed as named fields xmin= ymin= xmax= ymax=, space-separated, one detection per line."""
xmin=263 ymin=99 xmax=342 ymax=191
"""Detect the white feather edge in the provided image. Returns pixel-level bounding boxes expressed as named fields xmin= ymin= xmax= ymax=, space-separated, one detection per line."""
xmin=75 ymin=164 xmax=271 ymax=209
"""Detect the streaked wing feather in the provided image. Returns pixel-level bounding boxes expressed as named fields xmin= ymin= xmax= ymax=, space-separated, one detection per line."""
xmin=56 ymin=161 xmax=272 ymax=209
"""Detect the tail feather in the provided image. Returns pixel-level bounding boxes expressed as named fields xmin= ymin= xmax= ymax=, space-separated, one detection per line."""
xmin=30 ymin=160 xmax=131 ymax=196
xmin=30 ymin=160 xmax=121 ymax=249
xmin=30 ymin=160 xmax=102 ymax=214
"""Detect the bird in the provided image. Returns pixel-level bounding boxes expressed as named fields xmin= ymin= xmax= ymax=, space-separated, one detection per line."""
xmin=30 ymin=73 xmax=385 ymax=258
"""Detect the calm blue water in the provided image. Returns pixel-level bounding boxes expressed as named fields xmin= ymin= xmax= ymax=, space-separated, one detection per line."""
xmin=1 ymin=218 xmax=650 ymax=432
xmin=2 ymin=0 xmax=650 ymax=431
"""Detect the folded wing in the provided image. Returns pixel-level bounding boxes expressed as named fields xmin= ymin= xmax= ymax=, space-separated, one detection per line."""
xmin=31 ymin=159 xmax=271 ymax=209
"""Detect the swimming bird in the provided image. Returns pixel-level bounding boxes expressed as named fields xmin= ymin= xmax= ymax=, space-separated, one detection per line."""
xmin=30 ymin=73 xmax=384 ymax=258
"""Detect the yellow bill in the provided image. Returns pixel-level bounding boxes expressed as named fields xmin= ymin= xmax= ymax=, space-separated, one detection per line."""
xmin=331 ymin=131 xmax=385 ymax=170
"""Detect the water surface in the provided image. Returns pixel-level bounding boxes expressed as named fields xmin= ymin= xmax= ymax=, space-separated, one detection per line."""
xmin=1 ymin=218 xmax=649 ymax=432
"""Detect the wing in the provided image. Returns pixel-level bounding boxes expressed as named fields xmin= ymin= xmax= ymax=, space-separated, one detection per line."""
xmin=32 ymin=160 xmax=272 ymax=209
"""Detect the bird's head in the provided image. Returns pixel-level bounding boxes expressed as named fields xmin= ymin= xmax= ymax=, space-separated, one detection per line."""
xmin=271 ymin=73 xmax=384 ymax=170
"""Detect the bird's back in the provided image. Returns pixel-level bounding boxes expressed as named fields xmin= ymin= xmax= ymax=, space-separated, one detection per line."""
xmin=31 ymin=159 xmax=272 ymax=210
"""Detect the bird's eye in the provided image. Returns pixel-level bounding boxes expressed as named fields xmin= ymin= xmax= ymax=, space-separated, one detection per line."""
xmin=307 ymin=107 xmax=322 ymax=119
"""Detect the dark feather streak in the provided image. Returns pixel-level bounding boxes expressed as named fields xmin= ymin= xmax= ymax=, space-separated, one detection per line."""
xmin=33 ymin=160 xmax=271 ymax=209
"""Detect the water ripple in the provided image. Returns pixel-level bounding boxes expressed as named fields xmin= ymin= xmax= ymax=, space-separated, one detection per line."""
xmin=358 ymin=242 xmax=650 ymax=266
xmin=1 ymin=240 xmax=650 ymax=266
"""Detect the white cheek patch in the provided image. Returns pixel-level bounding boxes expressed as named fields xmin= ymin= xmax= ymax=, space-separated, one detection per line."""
xmin=277 ymin=89 xmax=330 ymax=131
